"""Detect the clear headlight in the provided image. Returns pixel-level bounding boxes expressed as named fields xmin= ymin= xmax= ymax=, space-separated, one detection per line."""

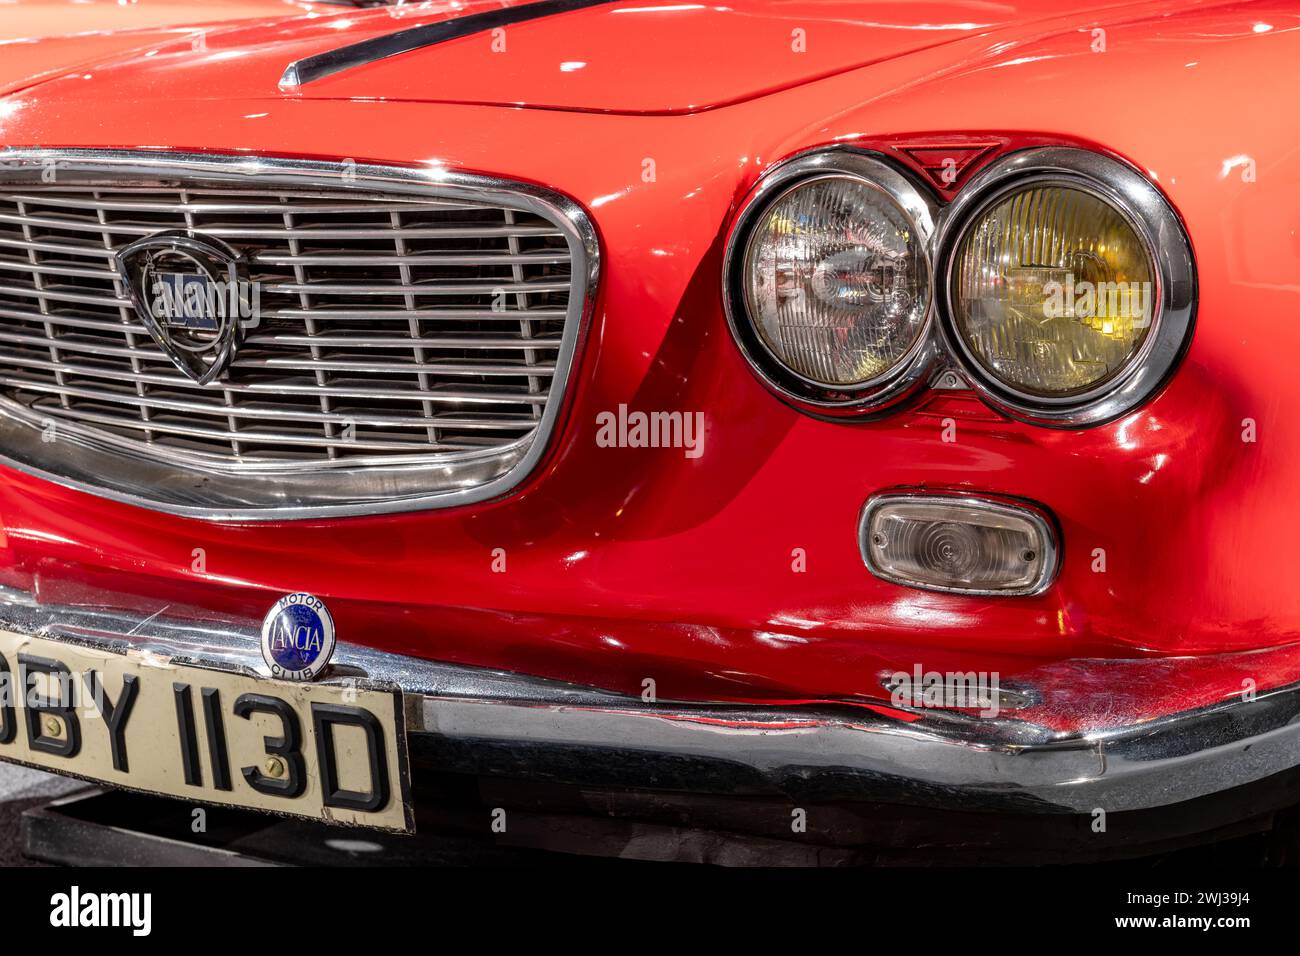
xmin=724 ymin=151 xmax=936 ymax=413
xmin=742 ymin=175 xmax=929 ymax=386
xmin=950 ymin=184 xmax=1155 ymax=397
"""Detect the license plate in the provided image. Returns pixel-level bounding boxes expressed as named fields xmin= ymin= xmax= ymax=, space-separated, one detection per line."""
xmin=0 ymin=630 xmax=413 ymax=832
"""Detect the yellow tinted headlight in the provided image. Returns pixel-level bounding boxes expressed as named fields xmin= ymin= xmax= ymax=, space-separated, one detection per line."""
xmin=950 ymin=184 xmax=1156 ymax=397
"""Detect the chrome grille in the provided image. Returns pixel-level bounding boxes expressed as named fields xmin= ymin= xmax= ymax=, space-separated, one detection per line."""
xmin=0 ymin=152 xmax=596 ymax=518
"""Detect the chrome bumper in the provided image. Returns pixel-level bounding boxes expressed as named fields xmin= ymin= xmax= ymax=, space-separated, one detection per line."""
xmin=1 ymin=587 xmax=1295 ymax=815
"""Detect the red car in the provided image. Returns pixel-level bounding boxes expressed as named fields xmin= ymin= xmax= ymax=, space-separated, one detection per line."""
xmin=0 ymin=0 xmax=1294 ymax=863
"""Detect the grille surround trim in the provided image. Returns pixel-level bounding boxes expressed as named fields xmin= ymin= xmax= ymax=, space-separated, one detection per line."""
xmin=0 ymin=149 xmax=599 ymax=520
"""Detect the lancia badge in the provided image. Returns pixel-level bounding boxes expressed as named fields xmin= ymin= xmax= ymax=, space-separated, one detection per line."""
xmin=115 ymin=231 xmax=253 ymax=385
xmin=260 ymin=592 xmax=336 ymax=681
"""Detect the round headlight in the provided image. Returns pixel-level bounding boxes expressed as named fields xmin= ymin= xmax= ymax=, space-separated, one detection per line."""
xmin=725 ymin=151 xmax=937 ymax=414
xmin=939 ymin=148 xmax=1196 ymax=426
xmin=743 ymin=176 xmax=929 ymax=386
xmin=952 ymin=184 xmax=1154 ymax=396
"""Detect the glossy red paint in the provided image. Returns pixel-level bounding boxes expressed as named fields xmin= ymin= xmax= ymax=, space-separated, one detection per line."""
xmin=0 ymin=0 xmax=327 ymax=95
xmin=0 ymin=0 xmax=1296 ymax=731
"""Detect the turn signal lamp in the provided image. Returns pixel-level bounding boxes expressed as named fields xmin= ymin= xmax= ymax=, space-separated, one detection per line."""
xmin=860 ymin=493 xmax=1058 ymax=596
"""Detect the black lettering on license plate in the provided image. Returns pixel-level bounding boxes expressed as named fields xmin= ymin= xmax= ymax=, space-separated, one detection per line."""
xmin=5 ymin=660 xmax=393 ymax=814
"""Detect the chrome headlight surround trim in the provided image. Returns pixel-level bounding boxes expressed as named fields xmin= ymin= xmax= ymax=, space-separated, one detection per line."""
xmin=934 ymin=147 xmax=1197 ymax=428
xmin=0 ymin=148 xmax=600 ymax=521
xmin=722 ymin=148 xmax=939 ymax=418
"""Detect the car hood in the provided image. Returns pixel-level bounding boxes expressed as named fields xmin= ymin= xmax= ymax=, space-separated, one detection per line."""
xmin=0 ymin=0 xmax=1187 ymax=114
xmin=0 ymin=0 xmax=325 ymax=96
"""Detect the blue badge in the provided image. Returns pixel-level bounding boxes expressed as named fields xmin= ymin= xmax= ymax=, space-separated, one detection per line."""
xmin=260 ymin=592 xmax=336 ymax=681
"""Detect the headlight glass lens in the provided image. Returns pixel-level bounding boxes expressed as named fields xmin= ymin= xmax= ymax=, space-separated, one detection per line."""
xmin=951 ymin=184 xmax=1156 ymax=397
xmin=742 ymin=175 xmax=929 ymax=387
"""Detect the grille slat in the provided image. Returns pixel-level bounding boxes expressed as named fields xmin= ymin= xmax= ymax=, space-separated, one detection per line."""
xmin=254 ymin=251 xmax=571 ymax=267
xmin=262 ymin=307 xmax=568 ymax=321
xmin=0 ymin=171 xmax=577 ymax=467
xmin=92 ymin=188 xmax=156 ymax=445
xmin=35 ymin=405 xmax=491 ymax=453
xmin=0 ymin=236 xmax=119 ymax=259
xmin=244 ymin=333 xmax=564 ymax=349
xmin=266 ymin=280 xmax=571 ymax=296
xmin=279 ymin=197 xmax=335 ymax=458
xmin=0 ymin=192 xmax=487 ymax=215
xmin=505 ymin=207 xmax=544 ymax=420
xmin=0 ymin=355 xmax=550 ymax=404
xmin=13 ymin=199 xmax=72 ymax=413
xmin=0 ymin=377 xmax=535 ymax=429
xmin=0 ymin=328 xmax=164 ymax=360
xmin=0 ymin=259 xmax=120 ymax=281
xmin=0 ymin=306 xmax=149 ymax=334
xmin=0 ymin=212 xmax=566 ymax=241
xmin=0 ymin=281 xmax=130 ymax=309
xmin=233 ymin=357 xmax=558 ymax=377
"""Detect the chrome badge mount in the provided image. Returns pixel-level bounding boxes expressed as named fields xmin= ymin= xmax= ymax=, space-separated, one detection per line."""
xmin=115 ymin=231 xmax=251 ymax=385
xmin=260 ymin=592 xmax=337 ymax=682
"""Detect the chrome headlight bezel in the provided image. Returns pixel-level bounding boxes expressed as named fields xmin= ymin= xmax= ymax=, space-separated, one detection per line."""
xmin=934 ymin=147 xmax=1197 ymax=427
xmin=722 ymin=149 xmax=940 ymax=417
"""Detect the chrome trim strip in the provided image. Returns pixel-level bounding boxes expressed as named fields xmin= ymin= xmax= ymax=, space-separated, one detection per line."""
xmin=0 ymin=587 xmax=622 ymax=705
xmin=933 ymin=147 xmax=1197 ymax=427
xmin=2 ymin=585 xmax=1297 ymax=814
xmin=721 ymin=147 xmax=939 ymax=418
xmin=0 ymin=149 xmax=600 ymax=521
xmin=279 ymin=0 xmax=621 ymax=91
xmin=858 ymin=490 xmax=1061 ymax=597
xmin=415 ymin=684 xmax=1300 ymax=814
